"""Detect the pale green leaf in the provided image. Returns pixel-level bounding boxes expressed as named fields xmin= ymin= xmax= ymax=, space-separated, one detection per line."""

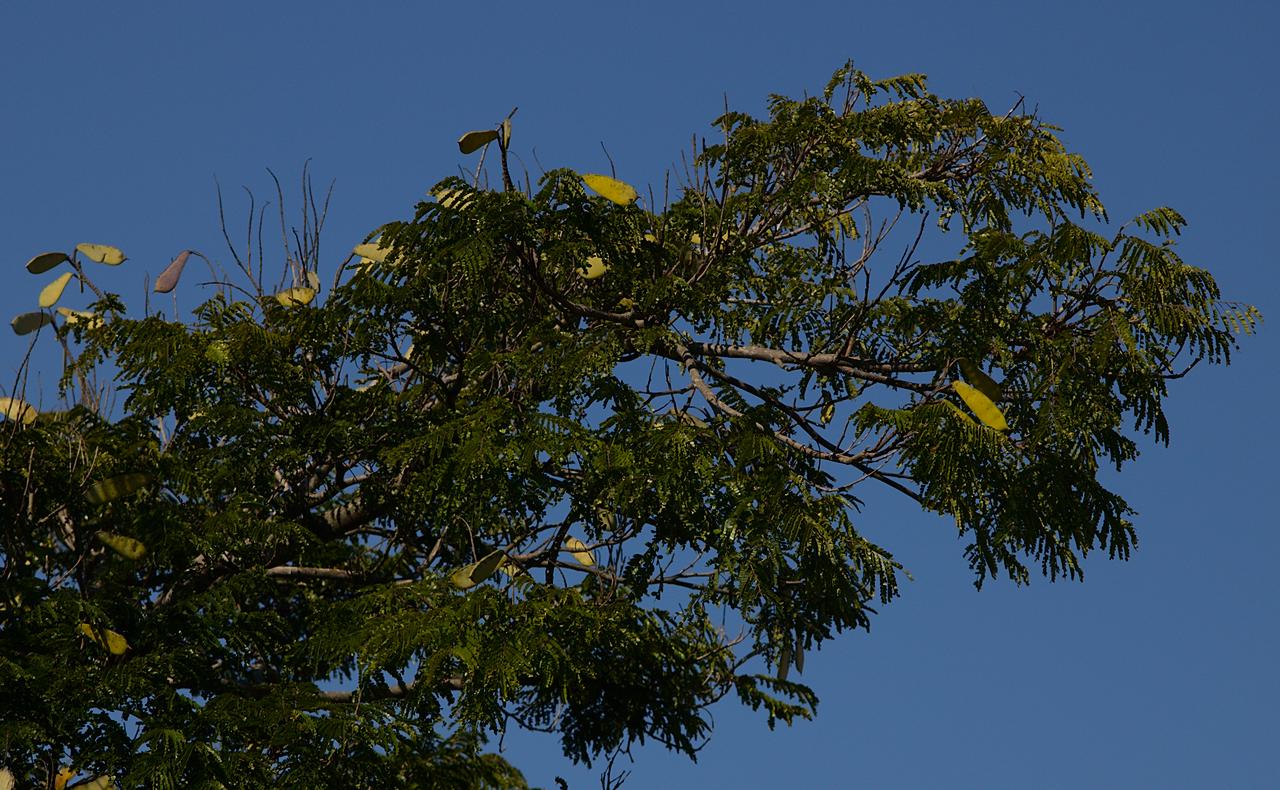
xmin=95 ymin=530 xmax=147 ymax=560
xmin=563 ymin=536 xmax=595 ymax=566
xmin=275 ymin=287 xmax=316 ymax=307
xmin=457 ymin=129 xmax=499 ymax=154
xmin=0 ymin=396 xmax=37 ymax=425
xmin=85 ymin=473 xmax=153 ymax=506
xmin=76 ymin=243 xmax=126 ymax=265
xmin=38 ymin=271 xmax=74 ymax=308
xmin=579 ymin=255 xmax=607 ymax=280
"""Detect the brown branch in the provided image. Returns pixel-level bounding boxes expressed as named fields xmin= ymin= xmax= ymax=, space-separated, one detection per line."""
xmin=265 ymin=566 xmax=362 ymax=581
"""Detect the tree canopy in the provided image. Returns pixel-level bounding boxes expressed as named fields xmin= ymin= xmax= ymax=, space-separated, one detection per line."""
xmin=0 ymin=63 xmax=1259 ymax=788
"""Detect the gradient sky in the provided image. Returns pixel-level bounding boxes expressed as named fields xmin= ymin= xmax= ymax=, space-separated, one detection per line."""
xmin=3 ymin=2 xmax=1277 ymax=787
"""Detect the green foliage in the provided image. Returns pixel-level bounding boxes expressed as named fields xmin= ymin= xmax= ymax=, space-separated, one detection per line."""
xmin=0 ymin=61 xmax=1257 ymax=786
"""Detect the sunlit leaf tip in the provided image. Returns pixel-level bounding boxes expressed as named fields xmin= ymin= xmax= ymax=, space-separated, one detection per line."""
xmin=11 ymin=311 xmax=54 ymax=336
xmin=457 ymin=129 xmax=500 ymax=154
xmin=952 ymin=380 xmax=1009 ymax=431
xmin=75 ymin=243 xmax=126 ymax=265
xmin=275 ymin=287 xmax=316 ymax=307
xmin=25 ymin=251 xmax=69 ymax=274
xmin=581 ymin=173 xmax=639 ymax=205
xmin=0 ymin=396 xmax=38 ymax=425
xmin=38 ymin=271 xmax=74 ymax=308
xmin=153 ymin=250 xmax=192 ymax=293
xmin=96 ymin=530 xmax=147 ymax=560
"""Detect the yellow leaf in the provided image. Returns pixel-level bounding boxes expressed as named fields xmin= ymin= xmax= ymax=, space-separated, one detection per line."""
xmin=498 ymin=559 xmax=528 ymax=578
xmin=952 ymin=381 xmax=1009 ymax=431
xmin=957 ymin=358 xmax=1002 ymax=403
xmin=85 ymin=473 xmax=153 ymax=505
xmin=96 ymin=531 xmax=147 ymax=560
xmin=0 ymin=766 xmax=14 ymax=790
xmin=153 ymin=250 xmax=191 ymax=294
xmin=352 ymin=242 xmax=390 ymax=264
xmin=579 ymin=256 xmax=607 ymax=280
xmin=76 ymin=243 xmax=126 ymax=265
xmin=54 ymin=767 xmax=73 ymax=790
xmin=563 ymin=536 xmax=595 ymax=566
xmin=457 ymin=129 xmax=499 ymax=154
xmin=57 ymin=307 xmax=103 ymax=329
xmin=11 ymin=311 xmax=54 ymax=335
xmin=820 ymin=402 xmax=835 ymax=425
xmin=581 ymin=173 xmax=638 ymax=205
xmin=0 ymin=397 xmax=37 ymax=425
xmin=39 ymin=271 xmax=74 ymax=308
xmin=78 ymin=623 xmax=129 ymax=655
xmin=25 ymin=251 xmax=69 ymax=274
xmin=449 ymin=550 xmax=506 ymax=589
xmin=275 ymin=287 xmax=316 ymax=307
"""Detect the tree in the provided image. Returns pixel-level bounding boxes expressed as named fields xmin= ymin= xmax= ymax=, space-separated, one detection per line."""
xmin=0 ymin=62 xmax=1259 ymax=788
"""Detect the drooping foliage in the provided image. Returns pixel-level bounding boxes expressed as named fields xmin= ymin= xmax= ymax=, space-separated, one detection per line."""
xmin=0 ymin=63 xmax=1258 ymax=787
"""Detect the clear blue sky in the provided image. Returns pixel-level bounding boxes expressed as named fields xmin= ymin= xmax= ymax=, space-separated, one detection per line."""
xmin=3 ymin=2 xmax=1276 ymax=787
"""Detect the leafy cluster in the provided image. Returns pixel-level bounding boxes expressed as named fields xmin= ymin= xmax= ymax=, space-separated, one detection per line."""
xmin=0 ymin=62 xmax=1257 ymax=787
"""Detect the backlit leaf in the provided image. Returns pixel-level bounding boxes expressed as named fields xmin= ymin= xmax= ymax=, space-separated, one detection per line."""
xmin=153 ymin=250 xmax=191 ymax=293
xmin=952 ymin=380 xmax=1009 ymax=431
xmin=25 ymin=251 xmax=69 ymax=274
xmin=78 ymin=623 xmax=129 ymax=655
xmin=581 ymin=173 xmax=639 ymax=205
xmin=86 ymin=473 xmax=153 ymax=505
xmin=96 ymin=531 xmax=147 ymax=560
xmin=579 ymin=256 xmax=607 ymax=280
xmin=457 ymin=129 xmax=499 ymax=154
xmin=0 ymin=397 xmax=37 ymax=425
xmin=275 ymin=287 xmax=316 ymax=307
xmin=820 ymin=402 xmax=835 ymax=425
xmin=11 ymin=311 xmax=53 ymax=335
xmin=449 ymin=550 xmax=506 ymax=589
xmin=563 ymin=536 xmax=595 ymax=566
xmin=957 ymin=358 xmax=1001 ymax=403
xmin=75 ymin=243 xmax=126 ymax=265
xmin=39 ymin=271 xmax=74 ymax=308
